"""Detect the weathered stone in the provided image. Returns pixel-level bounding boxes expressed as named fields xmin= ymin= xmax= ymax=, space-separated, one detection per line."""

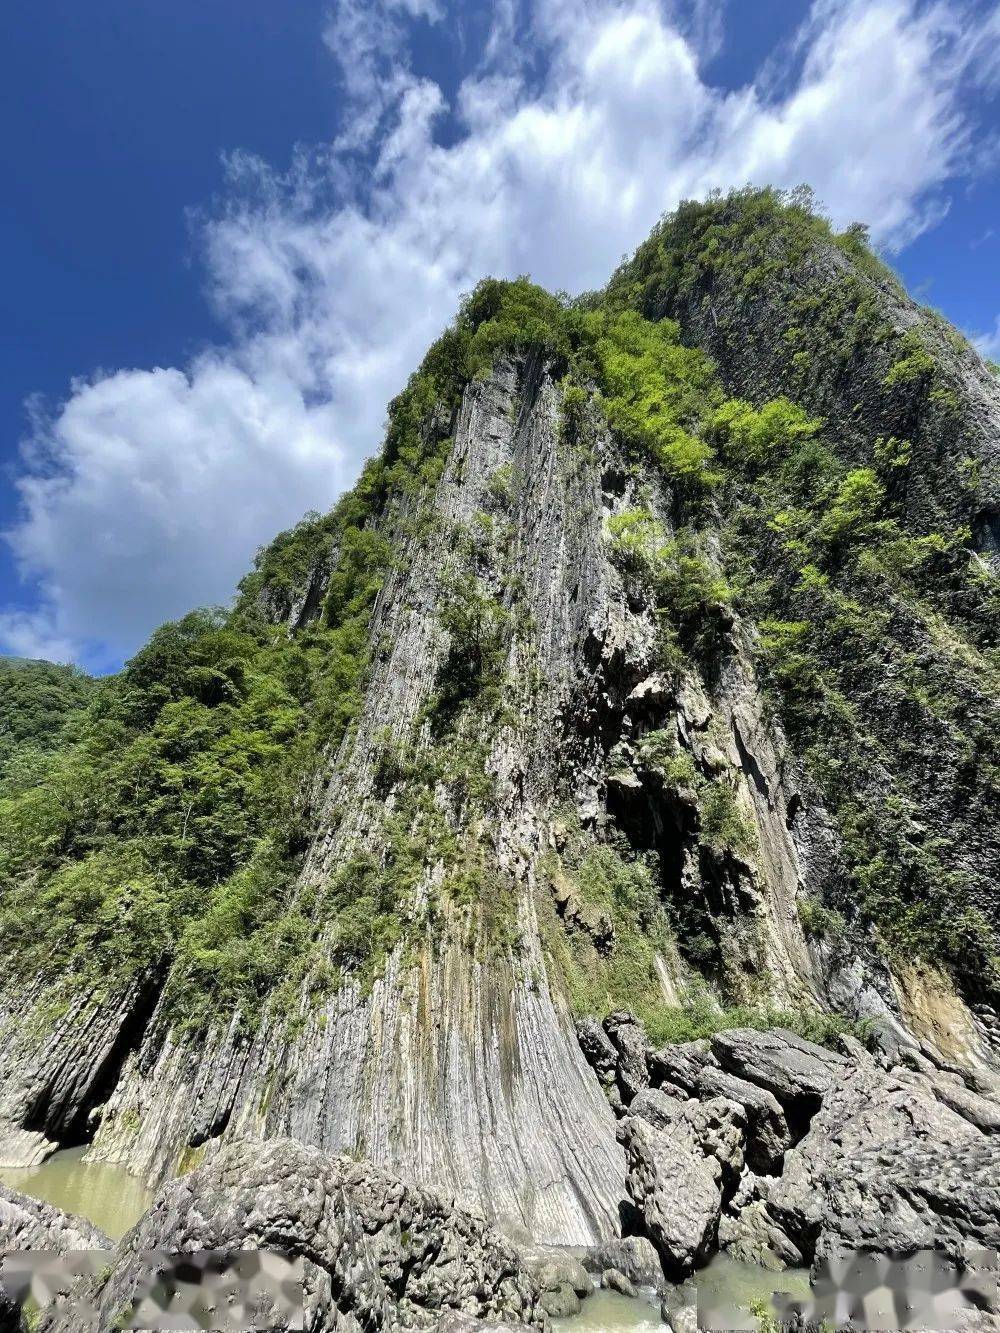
xmin=618 ymin=1113 xmax=721 ymax=1278
xmin=603 ymin=1014 xmax=650 ymax=1105
xmin=575 ymin=1018 xmax=617 ymax=1086
xmin=693 ymin=1065 xmax=792 ymax=1173
xmin=0 ymin=1185 xmax=111 ymax=1332
xmin=766 ymin=1063 xmax=997 ymax=1264
xmin=646 ymin=1041 xmax=713 ymax=1094
xmin=582 ymin=1235 xmax=664 ymax=1288
xmin=629 ymin=1086 xmax=692 ymax=1129
xmin=516 ymin=1243 xmax=591 ymax=1318
xmin=718 ymin=1174 xmax=802 ymax=1271
xmin=35 ymin=1138 xmax=548 ymax=1332
xmin=710 ymin=1029 xmax=850 ymax=1117
xmin=685 ymin=1096 xmax=746 ymax=1197
xmin=603 ymin=1267 xmax=638 ymax=1298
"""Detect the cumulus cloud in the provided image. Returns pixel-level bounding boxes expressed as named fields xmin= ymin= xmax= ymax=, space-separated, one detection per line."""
xmin=4 ymin=0 xmax=997 ymax=668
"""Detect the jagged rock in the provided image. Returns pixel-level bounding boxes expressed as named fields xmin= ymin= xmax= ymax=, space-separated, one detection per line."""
xmin=685 ymin=1096 xmax=746 ymax=1197
xmin=710 ymin=1029 xmax=850 ymax=1118
xmin=618 ymin=1112 xmax=722 ymax=1278
xmin=603 ymin=1013 xmax=650 ymax=1104
xmin=581 ymin=1235 xmax=664 ymax=1288
xmin=897 ymin=1050 xmax=1000 ymax=1133
xmin=36 ymin=1138 xmax=548 ymax=1332
xmin=646 ymin=1040 xmax=712 ymax=1093
xmin=514 ymin=1244 xmax=592 ymax=1318
xmin=692 ymin=1066 xmax=791 ymax=1173
xmin=575 ymin=1018 xmax=617 ymax=1086
xmin=717 ymin=1173 xmax=802 ymax=1271
xmin=629 ymin=1086 xmax=691 ymax=1129
xmin=600 ymin=1033 xmax=792 ymax=1173
xmin=0 ymin=1185 xmax=112 ymax=1333
xmin=0 ymin=980 xmax=157 ymax=1168
xmin=766 ymin=1063 xmax=997 ymax=1263
xmin=0 ymin=1183 xmax=111 ymax=1251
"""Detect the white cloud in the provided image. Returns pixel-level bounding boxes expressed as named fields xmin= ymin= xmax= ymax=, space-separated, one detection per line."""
xmin=974 ymin=317 xmax=1000 ymax=361
xmin=4 ymin=0 xmax=997 ymax=668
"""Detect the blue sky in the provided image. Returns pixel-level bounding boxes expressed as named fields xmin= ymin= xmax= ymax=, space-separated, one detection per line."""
xmin=2 ymin=0 xmax=999 ymax=671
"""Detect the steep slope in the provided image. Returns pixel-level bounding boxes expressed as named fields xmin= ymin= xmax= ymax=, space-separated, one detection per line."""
xmin=0 ymin=189 xmax=997 ymax=1249
xmin=0 ymin=658 xmax=93 ymax=779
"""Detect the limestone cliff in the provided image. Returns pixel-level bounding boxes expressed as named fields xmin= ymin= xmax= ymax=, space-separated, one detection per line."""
xmin=0 ymin=188 xmax=997 ymax=1255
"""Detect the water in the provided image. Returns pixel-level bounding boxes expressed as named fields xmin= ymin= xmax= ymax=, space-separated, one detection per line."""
xmin=0 ymin=1145 xmax=153 ymax=1240
xmin=554 ymin=1287 xmax=665 ymax=1329
xmin=556 ymin=1254 xmax=813 ymax=1332
xmin=1 ymin=1155 xmax=813 ymax=1330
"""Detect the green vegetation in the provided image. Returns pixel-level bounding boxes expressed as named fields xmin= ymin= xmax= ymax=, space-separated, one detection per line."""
xmin=0 ymin=657 xmax=94 ymax=777
xmin=638 ymin=730 xmax=755 ymax=859
xmin=882 ymin=330 xmax=935 ymax=387
xmin=639 ymin=993 xmax=867 ymax=1050
xmin=539 ymin=822 xmax=676 ymax=1034
xmin=583 ymin=310 xmax=721 ymax=488
xmin=0 ymin=299 xmax=481 ymax=1021
xmin=3 ymin=186 xmax=997 ymax=1038
xmin=714 ymin=359 xmax=1000 ymax=994
xmin=605 ymin=511 xmax=732 ymax=663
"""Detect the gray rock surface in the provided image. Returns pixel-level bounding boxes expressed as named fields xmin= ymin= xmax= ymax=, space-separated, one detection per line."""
xmin=766 ymin=1062 xmax=995 ymax=1262
xmin=603 ymin=1267 xmax=638 ymax=1298
xmin=709 ymin=1029 xmax=849 ymax=1117
xmin=581 ymin=1235 xmax=664 ymax=1288
xmin=0 ymin=1183 xmax=110 ymax=1252
xmin=515 ymin=1244 xmax=591 ymax=1318
xmin=618 ymin=1111 xmax=722 ymax=1278
xmin=36 ymin=1137 xmax=548 ymax=1332
xmin=0 ymin=1185 xmax=110 ymax=1333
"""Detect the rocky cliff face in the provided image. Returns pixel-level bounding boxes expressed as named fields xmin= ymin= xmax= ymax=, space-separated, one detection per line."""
xmin=0 ymin=188 xmax=998 ymax=1265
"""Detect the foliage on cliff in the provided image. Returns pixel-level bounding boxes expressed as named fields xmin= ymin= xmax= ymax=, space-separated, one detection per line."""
xmin=0 ymin=657 xmax=94 ymax=777
xmin=1 ymin=185 xmax=997 ymax=1032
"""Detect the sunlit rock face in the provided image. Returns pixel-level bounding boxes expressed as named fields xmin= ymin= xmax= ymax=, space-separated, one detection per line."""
xmin=1 ymin=191 xmax=998 ymax=1270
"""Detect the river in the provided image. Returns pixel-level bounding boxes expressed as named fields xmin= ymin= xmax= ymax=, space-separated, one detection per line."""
xmin=0 ymin=1153 xmax=811 ymax=1329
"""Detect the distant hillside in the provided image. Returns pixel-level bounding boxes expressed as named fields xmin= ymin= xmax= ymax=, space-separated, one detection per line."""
xmin=0 ymin=656 xmax=95 ymax=776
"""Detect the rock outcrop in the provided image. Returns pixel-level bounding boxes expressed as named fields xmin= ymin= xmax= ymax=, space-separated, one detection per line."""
xmin=1 ymin=187 xmax=998 ymax=1316
xmin=582 ymin=1014 xmax=1000 ymax=1279
xmin=0 ymin=1186 xmax=110 ymax=1333
xmin=33 ymin=1138 xmax=548 ymax=1332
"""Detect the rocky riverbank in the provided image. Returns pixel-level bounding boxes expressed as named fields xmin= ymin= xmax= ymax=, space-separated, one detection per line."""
xmin=579 ymin=1014 xmax=1000 ymax=1284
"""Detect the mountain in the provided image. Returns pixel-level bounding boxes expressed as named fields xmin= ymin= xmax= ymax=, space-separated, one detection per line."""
xmin=1 ymin=187 xmax=999 ymax=1281
xmin=0 ymin=657 xmax=94 ymax=779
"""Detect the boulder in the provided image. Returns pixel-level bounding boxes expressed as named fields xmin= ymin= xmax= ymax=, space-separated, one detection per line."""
xmin=693 ymin=1066 xmax=792 ymax=1172
xmin=647 ymin=1040 xmax=792 ymax=1172
xmin=575 ymin=1018 xmax=617 ymax=1087
xmin=618 ymin=1113 xmax=722 ymax=1278
xmin=602 ymin=1268 xmax=638 ymax=1298
xmin=0 ymin=1183 xmax=111 ymax=1251
xmin=710 ymin=1029 xmax=850 ymax=1119
xmin=766 ymin=1063 xmax=997 ymax=1263
xmin=717 ymin=1173 xmax=802 ymax=1271
xmin=581 ymin=1235 xmax=664 ymax=1288
xmin=629 ymin=1086 xmax=691 ymax=1129
xmin=646 ymin=1041 xmax=712 ymax=1094
xmin=603 ymin=1013 xmax=650 ymax=1104
xmin=35 ymin=1137 xmax=548 ymax=1332
xmin=0 ymin=1184 xmax=111 ymax=1332
xmin=515 ymin=1244 xmax=591 ymax=1318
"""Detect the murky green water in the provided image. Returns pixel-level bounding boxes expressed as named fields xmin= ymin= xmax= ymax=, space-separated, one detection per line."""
xmin=1 ymin=1154 xmax=812 ymax=1331
xmin=554 ymin=1287 xmax=665 ymax=1329
xmin=0 ymin=1146 xmax=153 ymax=1240
xmin=556 ymin=1254 xmax=813 ymax=1332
